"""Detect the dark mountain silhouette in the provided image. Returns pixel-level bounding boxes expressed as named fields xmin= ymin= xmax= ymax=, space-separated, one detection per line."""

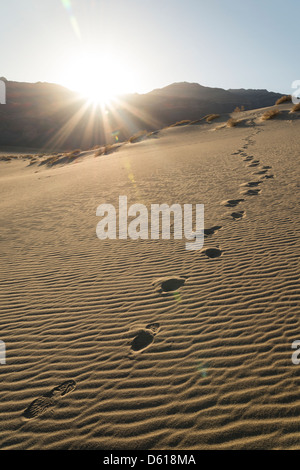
xmin=0 ymin=80 xmax=283 ymax=150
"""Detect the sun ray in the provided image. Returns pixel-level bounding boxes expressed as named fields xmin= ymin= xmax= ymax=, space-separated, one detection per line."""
xmin=44 ymin=100 xmax=91 ymax=150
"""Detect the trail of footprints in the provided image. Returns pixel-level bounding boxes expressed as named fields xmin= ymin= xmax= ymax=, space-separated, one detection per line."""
xmin=225 ymin=129 xmax=274 ymax=214
xmin=132 ymin=132 xmax=272 ymax=354
xmin=23 ymin=128 xmax=275 ymax=422
xmin=130 ymin=128 xmax=273 ymax=355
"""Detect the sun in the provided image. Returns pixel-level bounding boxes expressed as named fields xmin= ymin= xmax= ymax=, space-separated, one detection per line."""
xmin=61 ymin=51 xmax=136 ymax=105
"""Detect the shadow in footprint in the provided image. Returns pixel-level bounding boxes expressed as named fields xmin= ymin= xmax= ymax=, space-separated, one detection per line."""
xmin=222 ymin=199 xmax=244 ymax=208
xmin=23 ymin=380 xmax=76 ymax=420
xmin=203 ymin=248 xmax=222 ymax=258
xmin=240 ymin=181 xmax=262 ymax=188
xmin=153 ymin=276 xmax=187 ymax=296
xmin=131 ymin=323 xmax=160 ymax=352
xmin=261 ymin=174 xmax=274 ymax=179
xmin=131 ymin=330 xmax=154 ymax=352
xmin=241 ymin=188 xmax=261 ymax=196
xmin=231 ymin=211 xmax=245 ymax=220
xmin=160 ymin=277 xmax=186 ymax=292
xmin=204 ymin=225 xmax=222 ymax=237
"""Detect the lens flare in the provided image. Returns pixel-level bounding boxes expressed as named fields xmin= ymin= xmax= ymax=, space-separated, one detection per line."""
xmin=197 ymin=362 xmax=208 ymax=378
xmin=61 ymin=0 xmax=81 ymax=39
xmin=112 ymin=130 xmax=120 ymax=142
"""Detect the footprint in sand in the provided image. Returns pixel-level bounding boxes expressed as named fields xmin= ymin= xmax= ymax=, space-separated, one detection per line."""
xmin=155 ymin=276 xmax=187 ymax=293
xmin=23 ymin=380 xmax=76 ymax=419
xmin=204 ymin=225 xmax=222 ymax=237
xmin=131 ymin=323 xmax=160 ymax=352
xmin=244 ymin=156 xmax=254 ymax=162
xmin=221 ymin=199 xmax=244 ymax=208
xmin=247 ymin=161 xmax=260 ymax=167
xmin=240 ymin=181 xmax=262 ymax=188
xmin=230 ymin=210 xmax=245 ymax=220
xmin=146 ymin=322 xmax=160 ymax=334
xmin=254 ymin=169 xmax=268 ymax=175
xmin=261 ymin=174 xmax=274 ymax=179
xmin=23 ymin=396 xmax=54 ymax=419
xmin=241 ymin=188 xmax=261 ymax=196
xmin=202 ymin=247 xmax=223 ymax=259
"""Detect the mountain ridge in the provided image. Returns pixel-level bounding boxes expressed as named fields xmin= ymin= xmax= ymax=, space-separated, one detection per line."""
xmin=0 ymin=80 xmax=283 ymax=150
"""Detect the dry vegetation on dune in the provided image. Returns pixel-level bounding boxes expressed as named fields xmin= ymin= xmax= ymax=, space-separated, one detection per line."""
xmin=233 ymin=105 xmax=245 ymax=113
xmin=290 ymin=103 xmax=300 ymax=113
xmin=184 ymin=114 xmax=221 ymax=125
xmin=46 ymin=154 xmax=62 ymax=166
xmin=128 ymin=130 xmax=148 ymax=143
xmin=227 ymin=118 xmax=240 ymax=127
xmin=261 ymin=108 xmax=280 ymax=121
xmin=95 ymin=144 xmax=114 ymax=156
xmin=67 ymin=149 xmax=81 ymax=159
xmin=127 ymin=130 xmax=160 ymax=144
xmin=205 ymin=114 xmax=220 ymax=123
xmin=169 ymin=120 xmax=191 ymax=128
xmin=275 ymin=95 xmax=291 ymax=105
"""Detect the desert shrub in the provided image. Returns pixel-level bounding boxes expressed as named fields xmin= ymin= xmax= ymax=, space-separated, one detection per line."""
xmin=128 ymin=130 xmax=148 ymax=143
xmin=48 ymin=156 xmax=59 ymax=165
xmin=95 ymin=148 xmax=104 ymax=156
xmin=95 ymin=144 xmax=115 ymax=156
xmin=275 ymin=95 xmax=291 ymax=105
xmin=227 ymin=118 xmax=239 ymax=127
xmin=189 ymin=115 xmax=211 ymax=124
xmin=189 ymin=119 xmax=202 ymax=125
xmin=42 ymin=154 xmax=62 ymax=165
xmin=291 ymin=103 xmax=300 ymax=112
xmin=104 ymin=144 xmax=113 ymax=154
xmin=261 ymin=108 xmax=280 ymax=120
xmin=67 ymin=149 xmax=81 ymax=158
xmin=233 ymin=105 xmax=245 ymax=113
xmin=169 ymin=120 xmax=191 ymax=127
xmin=206 ymin=114 xmax=220 ymax=122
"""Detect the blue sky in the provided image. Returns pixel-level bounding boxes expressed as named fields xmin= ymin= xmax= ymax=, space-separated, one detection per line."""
xmin=1 ymin=0 xmax=299 ymax=95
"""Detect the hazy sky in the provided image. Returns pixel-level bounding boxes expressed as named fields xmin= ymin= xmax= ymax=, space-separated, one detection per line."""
xmin=1 ymin=0 xmax=299 ymax=95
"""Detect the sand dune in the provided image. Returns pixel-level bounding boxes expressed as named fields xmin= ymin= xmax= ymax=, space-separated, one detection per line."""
xmin=0 ymin=103 xmax=300 ymax=449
